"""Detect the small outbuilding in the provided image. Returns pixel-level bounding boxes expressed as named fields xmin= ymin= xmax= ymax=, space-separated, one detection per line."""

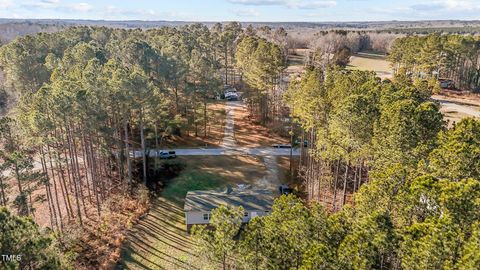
xmin=184 ymin=188 xmax=274 ymax=231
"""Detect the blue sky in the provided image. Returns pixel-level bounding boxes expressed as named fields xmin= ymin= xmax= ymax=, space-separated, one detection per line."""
xmin=0 ymin=0 xmax=479 ymax=22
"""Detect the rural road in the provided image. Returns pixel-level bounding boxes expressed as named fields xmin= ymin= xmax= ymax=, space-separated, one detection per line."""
xmin=434 ymin=99 xmax=480 ymax=118
xmin=137 ymin=147 xmax=300 ymax=157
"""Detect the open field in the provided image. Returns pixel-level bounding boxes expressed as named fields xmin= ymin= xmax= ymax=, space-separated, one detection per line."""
xmin=348 ymin=52 xmax=393 ymax=79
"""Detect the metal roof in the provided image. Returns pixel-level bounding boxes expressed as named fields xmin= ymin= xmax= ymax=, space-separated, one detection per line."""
xmin=184 ymin=189 xmax=274 ymax=212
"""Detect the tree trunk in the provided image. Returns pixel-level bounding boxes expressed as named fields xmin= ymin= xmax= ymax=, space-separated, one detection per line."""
xmin=341 ymin=161 xmax=350 ymax=207
xmin=140 ymin=111 xmax=147 ymax=186
xmin=174 ymin=85 xmax=179 ymax=114
xmin=124 ymin=120 xmax=133 ymax=190
xmin=13 ymin=159 xmax=29 ymax=215
xmin=353 ymin=164 xmax=358 ymax=193
xmin=54 ymin=149 xmax=74 ymax=219
xmin=0 ymin=175 xmax=6 ymax=206
xmin=204 ymin=95 xmax=208 ymax=139
xmin=86 ymin=134 xmax=101 ymax=216
xmin=40 ymin=148 xmax=58 ymax=230
xmin=47 ymin=145 xmax=63 ymax=231
xmin=358 ymin=160 xmax=363 ymax=191
xmin=70 ymin=124 xmax=87 ymax=217
xmin=332 ymin=159 xmax=340 ymax=211
xmin=81 ymin=134 xmax=93 ymax=204
xmin=65 ymin=123 xmax=83 ymax=226
xmin=225 ymin=46 xmax=228 ymax=85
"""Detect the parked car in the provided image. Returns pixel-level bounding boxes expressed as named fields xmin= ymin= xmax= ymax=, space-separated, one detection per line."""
xmin=294 ymin=140 xmax=309 ymax=147
xmin=272 ymin=144 xmax=292 ymax=149
xmin=225 ymin=92 xmax=239 ymax=101
xmin=159 ymin=150 xmax=177 ymax=159
xmin=224 ymin=88 xmax=237 ymax=94
xmin=439 ymin=79 xmax=456 ymax=90
xmin=279 ymin=185 xmax=293 ymax=195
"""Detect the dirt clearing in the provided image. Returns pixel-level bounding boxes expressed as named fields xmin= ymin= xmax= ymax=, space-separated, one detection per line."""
xmin=233 ymin=102 xmax=289 ymax=147
xmin=166 ymin=101 xmax=226 ymax=148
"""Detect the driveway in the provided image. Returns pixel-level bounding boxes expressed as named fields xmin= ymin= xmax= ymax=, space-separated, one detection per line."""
xmin=434 ymin=98 xmax=480 ymax=118
xmin=221 ymin=101 xmax=240 ymax=149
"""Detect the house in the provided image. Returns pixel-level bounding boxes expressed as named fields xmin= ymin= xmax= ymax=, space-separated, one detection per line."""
xmin=184 ymin=188 xmax=274 ymax=231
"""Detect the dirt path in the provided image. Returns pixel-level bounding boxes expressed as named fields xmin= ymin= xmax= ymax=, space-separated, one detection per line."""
xmin=436 ymin=99 xmax=480 ymax=118
xmin=432 ymin=95 xmax=480 ymax=118
xmin=221 ymin=101 xmax=240 ymax=149
xmin=257 ymin=155 xmax=281 ymax=192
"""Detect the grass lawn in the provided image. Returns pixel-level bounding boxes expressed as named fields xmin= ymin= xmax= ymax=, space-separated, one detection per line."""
xmin=117 ymin=155 xmax=267 ymax=270
xmin=161 ymin=170 xmax=224 ymax=205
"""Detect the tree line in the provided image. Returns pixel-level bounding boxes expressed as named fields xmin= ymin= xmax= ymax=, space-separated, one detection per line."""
xmin=235 ymin=35 xmax=286 ymax=124
xmin=388 ymin=33 xmax=480 ymax=91
xmin=284 ymin=68 xmax=442 ymax=206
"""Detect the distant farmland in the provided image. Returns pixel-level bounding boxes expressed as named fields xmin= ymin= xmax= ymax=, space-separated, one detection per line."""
xmin=348 ymin=52 xmax=392 ymax=79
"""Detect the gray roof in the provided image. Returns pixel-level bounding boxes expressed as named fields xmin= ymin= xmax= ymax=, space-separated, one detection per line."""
xmin=184 ymin=189 xmax=274 ymax=212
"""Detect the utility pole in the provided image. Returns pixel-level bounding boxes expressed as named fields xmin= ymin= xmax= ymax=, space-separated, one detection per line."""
xmin=289 ymin=107 xmax=294 ymax=182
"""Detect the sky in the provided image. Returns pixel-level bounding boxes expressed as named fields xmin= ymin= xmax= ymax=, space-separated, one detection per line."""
xmin=0 ymin=0 xmax=479 ymax=22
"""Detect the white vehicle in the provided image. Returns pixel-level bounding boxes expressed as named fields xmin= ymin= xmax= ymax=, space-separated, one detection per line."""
xmin=224 ymin=87 xmax=237 ymax=95
xmin=225 ymin=92 xmax=239 ymax=101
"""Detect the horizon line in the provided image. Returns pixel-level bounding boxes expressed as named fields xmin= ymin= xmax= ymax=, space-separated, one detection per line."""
xmin=1 ymin=18 xmax=480 ymax=24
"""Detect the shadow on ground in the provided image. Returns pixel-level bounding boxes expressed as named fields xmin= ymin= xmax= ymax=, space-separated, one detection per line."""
xmin=116 ymin=198 xmax=199 ymax=270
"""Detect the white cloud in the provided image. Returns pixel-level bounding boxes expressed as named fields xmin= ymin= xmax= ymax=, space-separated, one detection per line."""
xmin=411 ymin=0 xmax=480 ymax=12
xmin=233 ymin=8 xmax=260 ymax=17
xmin=228 ymin=0 xmax=336 ymax=9
xmin=105 ymin=5 xmax=157 ymax=17
xmin=0 ymin=0 xmax=13 ymax=9
xmin=443 ymin=0 xmax=480 ymax=10
xmin=69 ymin=3 xmax=92 ymax=12
xmin=20 ymin=1 xmax=92 ymax=13
xmin=368 ymin=0 xmax=480 ymax=20
xmin=103 ymin=5 xmax=194 ymax=20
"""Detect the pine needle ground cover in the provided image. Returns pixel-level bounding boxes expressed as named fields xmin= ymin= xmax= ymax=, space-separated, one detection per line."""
xmin=166 ymin=101 xmax=227 ymax=148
